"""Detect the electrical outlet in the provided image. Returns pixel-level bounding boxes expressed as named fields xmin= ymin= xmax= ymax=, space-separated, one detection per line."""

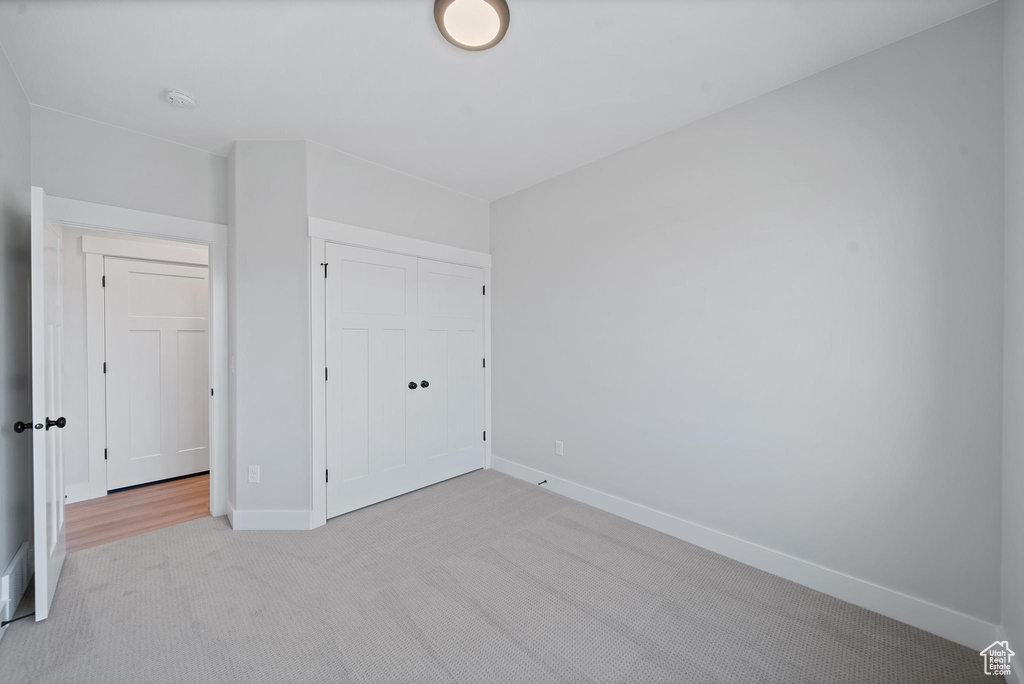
xmin=248 ymin=465 xmax=260 ymax=484
xmin=555 ymin=440 xmax=564 ymax=456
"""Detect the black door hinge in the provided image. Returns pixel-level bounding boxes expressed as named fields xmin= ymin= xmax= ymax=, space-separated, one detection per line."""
xmin=326 ymin=469 xmax=329 ymax=483
xmin=483 ymin=431 xmax=486 ymax=441
xmin=483 ymin=358 xmax=486 ymax=368
xmin=482 ymin=285 xmax=486 ymax=295
xmin=321 ymin=262 xmax=328 ymax=278
xmin=325 ymin=367 xmax=329 ymax=381
xmin=210 ymin=388 xmax=214 ymax=396
xmin=104 ymin=448 xmax=108 ymax=461
xmin=102 ymin=275 xmax=106 ymax=287
xmin=103 ymin=361 xmax=107 ymax=373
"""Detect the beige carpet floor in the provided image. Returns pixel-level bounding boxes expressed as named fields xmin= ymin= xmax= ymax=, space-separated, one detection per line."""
xmin=0 ymin=469 xmax=996 ymax=683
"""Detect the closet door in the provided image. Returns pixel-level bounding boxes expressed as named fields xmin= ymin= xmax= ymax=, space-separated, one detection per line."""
xmin=325 ymin=244 xmax=419 ymax=517
xmin=416 ymin=258 xmax=485 ymax=486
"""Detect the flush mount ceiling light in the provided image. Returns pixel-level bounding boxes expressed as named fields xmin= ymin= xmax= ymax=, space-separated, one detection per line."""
xmin=434 ymin=0 xmax=510 ymax=51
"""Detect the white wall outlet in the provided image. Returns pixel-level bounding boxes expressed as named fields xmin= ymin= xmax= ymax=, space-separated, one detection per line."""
xmin=248 ymin=465 xmax=260 ymax=484
xmin=555 ymin=440 xmax=564 ymax=456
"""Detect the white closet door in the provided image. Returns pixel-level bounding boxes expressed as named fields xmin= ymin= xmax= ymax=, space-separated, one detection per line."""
xmin=416 ymin=258 xmax=485 ymax=486
xmin=326 ymin=244 xmax=419 ymax=517
xmin=104 ymin=258 xmax=209 ymax=490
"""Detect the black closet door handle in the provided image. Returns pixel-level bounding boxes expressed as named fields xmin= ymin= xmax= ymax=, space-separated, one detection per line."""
xmin=45 ymin=417 xmax=67 ymax=431
xmin=13 ymin=420 xmax=41 ymax=434
xmin=408 ymin=382 xmax=418 ymax=390
xmin=420 ymin=380 xmax=429 ymax=388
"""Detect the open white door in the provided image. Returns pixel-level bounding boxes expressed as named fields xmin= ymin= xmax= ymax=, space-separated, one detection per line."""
xmin=30 ymin=186 xmax=66 ymax=621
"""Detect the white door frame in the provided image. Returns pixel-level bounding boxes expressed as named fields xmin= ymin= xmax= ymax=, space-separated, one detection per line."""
xmin=47 ymin=195 xmax=229 ymax=517
xmin=308 ymin=216 xmax=492 ymax=529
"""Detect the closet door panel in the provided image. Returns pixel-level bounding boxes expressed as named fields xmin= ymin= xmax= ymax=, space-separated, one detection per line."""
xmin=337 ymin=328 xmax=370 ymax=482
xmin=325 ymin=244 xmax=418 ymax=518
xmin=417 ymin=259 xmax=485 ymax=486
xmin=380 ymin=329 xmax=410 ymax=472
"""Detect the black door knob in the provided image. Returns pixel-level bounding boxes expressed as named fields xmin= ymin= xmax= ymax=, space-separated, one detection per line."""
xmin=13 ymin=420 xmax=40 ymax=434
xmin=408 ymin=382 xmax=418 ymax=390
xmin=45 ymin=416 xmax=67 ymax=431
xmin=420 ymin=380 xmax=429 ymax=388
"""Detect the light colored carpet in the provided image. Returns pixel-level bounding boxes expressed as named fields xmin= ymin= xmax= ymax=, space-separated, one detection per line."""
xmin=0 ymin=470 xmax=995 ymax=683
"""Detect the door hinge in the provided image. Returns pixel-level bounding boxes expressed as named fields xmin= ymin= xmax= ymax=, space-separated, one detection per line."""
xmin=321 ymin=262 xmax=329 ymax=278
xmin=483 ymin=431 xmax=486 ymax=441
xmin=325 ymin=367 xmax=329 ymax=381
xmin=210 ymin=388 xmax=214 ymax=396
xmin=104 ymin=448 xmax=107 ymax=461
xmin=483 ymin=358 xmax=486 ymax=368
xmin=102 ymin=275 xmax=106 ymax=287
xmin=326 ymin=469 xmax=329 ymax=483
xmin=103 ymin=361 xmax=107 ymax=373
xmin=482 ymin=285 xmax=486 ymax=295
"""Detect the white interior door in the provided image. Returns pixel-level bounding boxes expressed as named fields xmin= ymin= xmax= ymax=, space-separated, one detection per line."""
xmin=321 ymin=244 xmax=485 ymax=519
xmin=416 ymin=259 xmax=485 ymax=485
xmin=325 ymin=244 xmax=419 ymax=517
xmin=30 ymin=187 xmax=66 ymax=621
xmin=104 ymin=258 xmax=209 ymax=490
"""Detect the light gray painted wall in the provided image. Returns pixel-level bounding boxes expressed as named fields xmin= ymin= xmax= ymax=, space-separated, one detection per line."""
xmin=229 ymin=141 xmax=310 ymax=512
xmin=0 ymin=44 xmax=32 ymax=573
xmin=226 ymin=147 xmax=237 ymax=510
xmin=30 ymin=107 xmax=227 ymax=224
xmin=306 ymin=141 xmax=490 ymax=253
xmin=1003 ymin=0 xmax=1024 ymax=657
xmin=59 ymin=227 xmax=205 ymax=490
xmin=490 ymin=5 xmax=1004 ymax=622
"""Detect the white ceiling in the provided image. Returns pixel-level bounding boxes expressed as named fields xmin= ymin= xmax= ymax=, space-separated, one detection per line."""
xmin=0 ymin=0 xmax=996 ymax=200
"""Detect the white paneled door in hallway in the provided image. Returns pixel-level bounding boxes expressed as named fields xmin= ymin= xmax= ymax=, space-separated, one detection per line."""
xmin=323 ymin=244 xmax=485 ymax=519
xmin=104 ymin=258 xmax=210 ymax=490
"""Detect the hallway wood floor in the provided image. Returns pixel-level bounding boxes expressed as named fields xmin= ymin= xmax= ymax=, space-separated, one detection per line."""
xmin=65 ymin=473 xmax=210 ymax=553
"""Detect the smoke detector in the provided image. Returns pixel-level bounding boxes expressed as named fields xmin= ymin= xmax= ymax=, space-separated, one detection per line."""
xmin=164 ymin=89 xmax=196 ymax=109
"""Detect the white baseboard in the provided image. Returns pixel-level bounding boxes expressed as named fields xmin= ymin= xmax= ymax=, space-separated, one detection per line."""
xmin=490 ymin=455 xmax=999 ymax=652
xmin=0 ymin=598 xmax=8 ymax=645
xmin=227 ymin=504 xmax=312 ymax=531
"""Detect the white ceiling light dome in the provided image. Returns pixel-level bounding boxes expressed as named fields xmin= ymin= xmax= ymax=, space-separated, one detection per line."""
xmin=434 ymin=0 xmax=510 ymax=51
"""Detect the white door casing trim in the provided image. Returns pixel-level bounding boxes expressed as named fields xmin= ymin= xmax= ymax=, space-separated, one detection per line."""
xmin=489 ymin=454 xmax=1001 ymax=653
xmin=308 ymin=217 xmax=491 ymax=269
xmin=81 ymin=235 xmax=208 ymax=266
xmin=308 ymin=216 xmax=492 ymax=528
xmin=48 ymin=195 xmax=228 ymax=517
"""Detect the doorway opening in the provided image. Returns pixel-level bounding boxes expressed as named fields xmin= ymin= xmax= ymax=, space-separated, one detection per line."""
xmin=57 ymin=224 xmax=217 ymax=552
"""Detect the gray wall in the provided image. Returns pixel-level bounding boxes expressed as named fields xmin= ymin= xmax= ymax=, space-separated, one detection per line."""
xmin=1003 ymin=0 xmax=1024 ymax=656
xmin=229 ymin=141 xmax=309 ymax=513
xmin=31 ymin=107 xmax=227 ymax=225
xmin=0 ymin=45 xmax=32 ymax=570
xmin=306 ymin=141 xmax=489 ymax=253
xmin=490 ymin=5 xmax=1004 ymax=622
xmin=226 ymin=148 xmax=237 ymax=510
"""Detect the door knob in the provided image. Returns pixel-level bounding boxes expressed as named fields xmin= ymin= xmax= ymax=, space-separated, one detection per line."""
xmin=408 ymin=382 xmax=418 ymax=390
xmin=420 ymin=380 xmax=429 ymax=388
xmin=13 ymin=420 xmax=42 ymax=434
xmin=45 ymin=416 xmax=67 ymax=431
